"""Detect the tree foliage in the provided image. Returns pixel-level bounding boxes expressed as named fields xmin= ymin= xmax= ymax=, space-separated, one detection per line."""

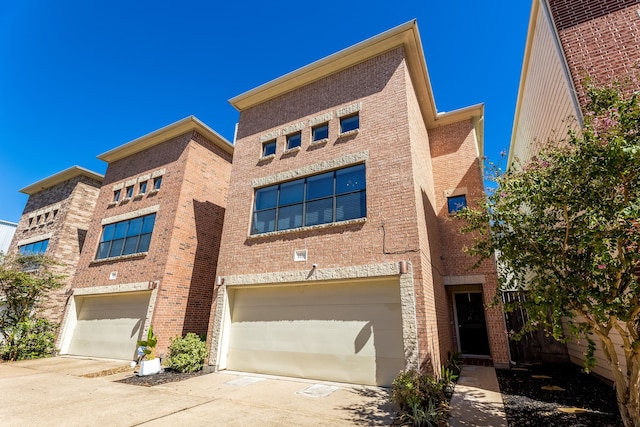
xmin=458 ymin=78 xmax=640 ymax=427
xmin=0 ymin=254 xmax=64 ymax=361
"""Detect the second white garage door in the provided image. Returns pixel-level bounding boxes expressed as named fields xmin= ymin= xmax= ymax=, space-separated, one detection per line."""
xmin=225 ymin=278 xmax=404 ymax=386
xmin=67 ymin=292 xmax=150 ymax=360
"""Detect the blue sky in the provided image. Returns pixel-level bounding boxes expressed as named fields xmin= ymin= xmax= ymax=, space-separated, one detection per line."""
xmin=0 ymin=0 xmax=531 ymax=222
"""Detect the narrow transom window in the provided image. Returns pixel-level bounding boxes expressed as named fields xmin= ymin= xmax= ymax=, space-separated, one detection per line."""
xmin=312 ymin=123 xmax=329 ymax=141
xmin=96 ymin=213 xmax=156 ymax=260
xmin=447 ymin=195 xmax=467 ymax=213
xmin=251 ymin=164 xmax=366 ymax=235
xmin=340 ymin=113 xmax=359 ymax=133
xmin=139 ymin=181 xmax=147 ymax=195
xmin=19 ymin=239 xmax=49 ymax=255
xmin=153 ymin=176 xmax=162 ymax=190
xmin=286 ymin=132 xmax=302 ymax=150
xmin=113 ymin=189 xmax=121 ymax=202
xmin=262 ymin=139 xmax=276 ymax=157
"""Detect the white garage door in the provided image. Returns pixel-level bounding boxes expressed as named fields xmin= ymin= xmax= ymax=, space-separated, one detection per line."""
xmin=67 ymin=292 xmax=150 ymax=360
xmin=226 ymin=279 xmax=404 ymax=386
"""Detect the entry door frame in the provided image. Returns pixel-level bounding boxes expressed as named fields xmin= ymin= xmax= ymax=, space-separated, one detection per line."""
xmin=452 ymin=290 xmax=491 ymax=357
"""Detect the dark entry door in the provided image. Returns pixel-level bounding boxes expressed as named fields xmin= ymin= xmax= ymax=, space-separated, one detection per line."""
xmin=455 ymin=292 xmax=490 ymax=355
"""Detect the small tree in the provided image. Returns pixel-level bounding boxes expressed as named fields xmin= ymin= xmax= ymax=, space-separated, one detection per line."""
xmin=458 ymin=79 xmax=640 ymax=427
xmin=0 ymin=254 xmax=64 ymax=361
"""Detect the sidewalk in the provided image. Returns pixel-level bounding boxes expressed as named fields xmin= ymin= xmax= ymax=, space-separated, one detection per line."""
xmin=448 ymin=365 xmax=508 ymax=427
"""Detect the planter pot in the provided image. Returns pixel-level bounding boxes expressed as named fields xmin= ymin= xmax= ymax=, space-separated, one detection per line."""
xmin=138 ymin=358 xmax=161 ymax=376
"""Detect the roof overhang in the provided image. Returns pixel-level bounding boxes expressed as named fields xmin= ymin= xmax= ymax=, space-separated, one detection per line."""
xmin=436 ymin=103 xmax=485 ymax=156
xmin=97 ymin=116 xmax=234 ymax=163
xmin=229 ymin=20 xmax=484 ymax=156
xmin=19 ymin=166 xmax=104 ymax=195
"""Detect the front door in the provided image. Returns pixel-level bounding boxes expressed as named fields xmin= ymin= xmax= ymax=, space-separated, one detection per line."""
xmin=454 ymin=292 xmax=490 ymax=356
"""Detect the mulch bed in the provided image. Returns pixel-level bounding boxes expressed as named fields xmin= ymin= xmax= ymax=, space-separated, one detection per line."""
xmin=496 ymin=363 xmax=623 ymax=426
xmin=116 ymin=368 xmax=207 ymax=387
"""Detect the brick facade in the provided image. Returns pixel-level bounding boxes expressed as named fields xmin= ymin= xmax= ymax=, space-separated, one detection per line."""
xmin=9 ymin=169 xmax=103 ymax=324
xmin=210 ymin=22 xmax=507 ymax=377
xmin=70 ymin=121 xmax=232 ymax=355
xmin=549 ymin=0 xmax=640 ymax=104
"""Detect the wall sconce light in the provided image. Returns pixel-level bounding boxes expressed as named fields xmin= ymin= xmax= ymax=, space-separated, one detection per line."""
xmin=399 ymin=260 xmax=409 ymax=274
xmin=215 ymin=276 xmax=224 ymax=286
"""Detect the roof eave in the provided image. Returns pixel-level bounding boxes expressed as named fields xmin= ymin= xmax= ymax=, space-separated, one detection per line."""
xmin=507 ymin=0 xmax=540 ymax=170
xmin=434 ymin=103 xmax=485 ymax=157
xmin=229 ymin=20 xmax=439 ymax=128
xmin=97 ymin=116 xmax=234 ymax=163
xmin=19 ymin=166 xmax=104 ymax=195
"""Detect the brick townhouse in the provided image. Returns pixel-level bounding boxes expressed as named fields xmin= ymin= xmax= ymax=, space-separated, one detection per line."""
xmin=207 ymin=21 xmax=509 ymax=387
xmin=509 ymin=0 xmax=640 ymax=380
xmin=56 ymin=116 xmax=233 ymax=360
xmin=7 ymin=166 xmax=103 ymax=323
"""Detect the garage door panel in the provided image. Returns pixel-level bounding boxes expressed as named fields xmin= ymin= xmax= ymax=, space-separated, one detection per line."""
xmin=228 ymin=348 xmax=377 ymax=385
xmin=67 ymin=292 xmax=150 ymax=360
xmin=232 ymin=282 xmax=399 ymax=308
xmin=230 ymin=319 xmax=376 ymax=355
xmin=233 ymin=302 xmax=400 ymax=323
xmin=226 ymin=280 xmax=404 ymax=386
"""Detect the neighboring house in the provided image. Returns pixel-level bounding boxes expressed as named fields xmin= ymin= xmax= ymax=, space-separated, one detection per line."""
xmin=57 ymin=116 xmax=233 ymax=361
xmin=509 ymin=0 xmax=640 ymax=167
xmin=0 ymin=220 xmax=17 ymax=255
xmin=7 ymin=166 xmax=104 ymax=323
xmin=509 ymin=0 xmax=640 ymax=380
xmin=207 ymin=21 xmax=509 ymax=387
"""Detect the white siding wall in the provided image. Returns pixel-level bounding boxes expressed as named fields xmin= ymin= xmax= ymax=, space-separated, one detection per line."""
xmin=0 ymin=221 xmax=17 ymax=255
xmin=565 ymin=317 xmax=628 ymax=382
xmin=510 ymin=3 xmax=579 ymax=167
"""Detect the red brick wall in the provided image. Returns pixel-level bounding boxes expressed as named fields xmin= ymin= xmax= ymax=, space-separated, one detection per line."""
xmin=404 ymin=64 xmax=451 ymax=371
xmin=549 ymin=0 xmax=640 ymax=104
xmin=430 ymin=121 xmax=510 ymax=366
xmin=217 ymin=47 xmax=420 ymax=277
xmin=157 ymin=132 xmax=231 ymax=341
xmin=9 ymin=176 xmax=101 ymax=324
xmin=73 ymin=132 xmax=231 ymax=353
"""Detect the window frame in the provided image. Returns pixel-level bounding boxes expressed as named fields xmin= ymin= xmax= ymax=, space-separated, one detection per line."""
xmin=339 ymin=113 xmax=360 ymax=134
xmin=262 ymin=139 xmax=277 ymax=157
xmin=251 ymin=164 xmax=366 ymax=235
xmin=95 ymin=213 xmax=156 ymax=260
xmin=311 ymin=123 xmax=329 ymax=142
xmin=286 ymin=132 xmax=302 ymax=150
xmin=113 ymin=189 xmax=121 ymax=202
xmin=447 ymin=195 xmax=467 ymax=214
xmin=19 ymin=239 xmax=49 ymax=255
xmin=153 ymin=176 xmax=162 ymax=191
xmin=139 ymin=181 xmax=147 ymax=195
xmin=125 ymin=185 xmax=134 ymax=199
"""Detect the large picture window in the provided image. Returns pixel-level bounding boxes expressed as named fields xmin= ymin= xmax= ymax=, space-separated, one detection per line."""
xmin=96 ymin=213 xmax=156 ymax=259
xmin=19 ymin=239 xmax=49 ymax=255
xmin=251 ymin=164 xmax=366 ymax=235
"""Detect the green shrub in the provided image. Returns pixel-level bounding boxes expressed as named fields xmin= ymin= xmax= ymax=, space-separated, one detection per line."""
xmin=165 ymin=333 xmax=208 ymax=373
xmin=445 ymin=351 xmax=462 ymax=376
xmin=392 ymin=369 xmax=447 ymax=426
xmin=0 ymin=318 xmax=57 ymax=361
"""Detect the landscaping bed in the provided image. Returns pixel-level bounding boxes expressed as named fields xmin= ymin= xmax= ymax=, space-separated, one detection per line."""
xmin=496 ymin=363 xmax=623 ymax=426
xmin=116 ymin=368 xmax=207 ymax=387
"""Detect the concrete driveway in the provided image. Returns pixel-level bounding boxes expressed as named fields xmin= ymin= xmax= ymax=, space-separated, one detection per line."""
xmin=0 ymin=356 xmax=395 ymax=426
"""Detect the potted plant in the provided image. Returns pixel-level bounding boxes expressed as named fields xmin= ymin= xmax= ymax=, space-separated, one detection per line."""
xmin=136 ymin=326 xmax=161 ymax=376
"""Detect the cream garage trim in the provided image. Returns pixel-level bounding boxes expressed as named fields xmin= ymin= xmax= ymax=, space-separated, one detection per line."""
xmin=225 ymin=278 xmax=404 ymax=386
xmin=66 ymin=291 xmax=151 ymax=360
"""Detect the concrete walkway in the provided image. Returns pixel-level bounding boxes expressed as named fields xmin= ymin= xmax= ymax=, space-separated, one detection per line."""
xmin=0 ymin=357 xmax=395 ymax=426
xmin=448 ymin=365 xmax=508 ymax=427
